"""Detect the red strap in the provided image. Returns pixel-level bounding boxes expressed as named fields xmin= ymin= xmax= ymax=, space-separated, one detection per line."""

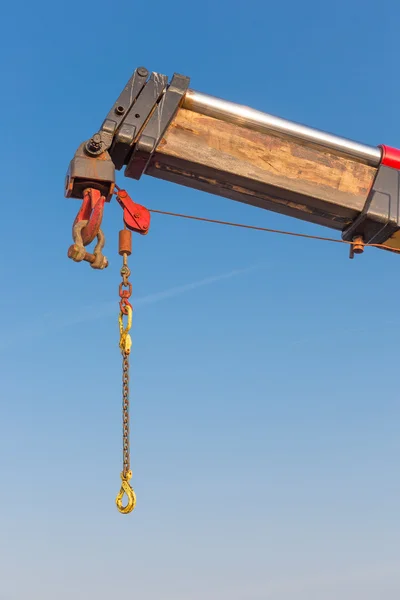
xmin=379 ymin=145 xmax=400 ymax=170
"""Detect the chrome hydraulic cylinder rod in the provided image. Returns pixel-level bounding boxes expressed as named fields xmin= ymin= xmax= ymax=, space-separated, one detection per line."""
xmin=183 ymin=90 xmax=382 ymax=167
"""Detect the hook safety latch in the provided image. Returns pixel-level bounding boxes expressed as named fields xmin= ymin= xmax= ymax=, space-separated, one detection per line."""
xmin=116 ymin=470 xmax=136 ymax=514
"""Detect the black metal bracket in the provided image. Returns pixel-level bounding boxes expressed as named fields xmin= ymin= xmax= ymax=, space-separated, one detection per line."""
xmin=109 ymin=71 xmax=168 ymax=170
xmin=124 ymin=73 xmax=190 ymax=180
xmin=87 ymin=67 xmax=189 ymax=176
xmin=65 ymin=67 xmax=190 ymax=199
xmin=342 ymin=164 xmax=400 ymax=245
xmin=65 ymin=142 xmax=116 ymax=201
xmin=84 ymin=67 xmax=151 ymax=160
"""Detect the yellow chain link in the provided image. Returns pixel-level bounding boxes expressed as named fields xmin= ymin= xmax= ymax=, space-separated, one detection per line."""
xmin=118 ymin=305 xmax=133 ymax=355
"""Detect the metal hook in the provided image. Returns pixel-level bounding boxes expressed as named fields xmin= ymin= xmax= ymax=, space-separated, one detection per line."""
xmin=73 ymin=188 xmax=106 ymax=246
xmin=116 ymin=470 xmax=136 ymax=514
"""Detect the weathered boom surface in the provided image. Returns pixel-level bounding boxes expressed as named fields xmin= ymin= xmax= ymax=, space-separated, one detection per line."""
xmin=66 ymin=66 xmax=400 ymax=252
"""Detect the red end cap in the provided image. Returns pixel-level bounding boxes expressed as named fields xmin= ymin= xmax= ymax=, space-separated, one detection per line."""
xmin=379 ymin=145 xmax=400 ymax=170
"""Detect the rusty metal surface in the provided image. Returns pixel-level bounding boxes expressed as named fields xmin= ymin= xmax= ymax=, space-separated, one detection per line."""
xmin=183 ymin=89 xmax=382 ymax=166
xmin=68 ymin=220 xmax=108 ymax=269
xmin=115 ymin=189 xmax=151 ymax=234
xmin=65 ymin=142 xmax=115 ymax=202
xmin=119 ymin=229 xmax=132 ymax=256
xmin=147 ymin=156 xmax=358 ymax=231
xmin=349 ymin=235 xmax=365 ymax=259
xmin=72 ymin=188 xmax=105 ymax=247
xmin=145 ymin=106 xmax=377 ymax=233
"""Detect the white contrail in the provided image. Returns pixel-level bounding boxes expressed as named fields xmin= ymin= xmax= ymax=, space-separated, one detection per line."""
xmin=0 ymin=263 xmax=266 ymax=350
xmin=59 ymin=263 xmax=265 ymax=327
xmin=135 ymin=264 xmax=263 ymax=307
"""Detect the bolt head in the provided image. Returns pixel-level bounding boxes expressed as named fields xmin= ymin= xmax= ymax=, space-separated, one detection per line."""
xmin=137 ymin=67 xmax=148 ymax=78
xmin=67 ymin=244 xmax=85 ymax=262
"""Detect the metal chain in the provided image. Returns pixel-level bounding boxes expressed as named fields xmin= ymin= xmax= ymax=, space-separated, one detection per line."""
xmin=116 ymin=244 xmax=136 ymax=514
xmin=121 ymin=254 xmax=130 ymax=287
xmin=120 ymin=251 xmax=131 ymax=477
xmin=122 ymin=350 xmax=130 ymax=476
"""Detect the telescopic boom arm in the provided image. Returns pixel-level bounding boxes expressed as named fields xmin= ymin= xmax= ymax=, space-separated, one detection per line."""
xmin=65 ymin=66 xmax=400 ymax=256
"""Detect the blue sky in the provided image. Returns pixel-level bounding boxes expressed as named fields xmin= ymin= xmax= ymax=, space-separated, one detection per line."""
xmin=1 ymin=1 xmax=400 ymax=599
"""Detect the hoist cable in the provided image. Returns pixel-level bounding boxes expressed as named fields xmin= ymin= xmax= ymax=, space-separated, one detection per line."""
xmin=147 ymin=208 xmax=400 ymax=254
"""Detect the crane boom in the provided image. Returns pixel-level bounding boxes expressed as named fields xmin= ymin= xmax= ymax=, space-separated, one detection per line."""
xmin=64 ymin=66 xmax=400 ymax=514
xmin=65 ymin=66 xmax=400 ymax=254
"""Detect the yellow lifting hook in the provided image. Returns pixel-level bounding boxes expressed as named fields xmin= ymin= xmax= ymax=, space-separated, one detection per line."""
xmin=116 ymin=470 xmax=136 ymax=514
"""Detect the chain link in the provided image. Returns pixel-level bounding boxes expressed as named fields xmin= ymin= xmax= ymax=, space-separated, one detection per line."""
xmin=119 ymin=256 xmax=132 ymax=315
xmin=119 ymin=249 xmax=133 ymax=478
xmin=116 ymin=246 xmax=136 ymax=514
xmin=122 ymin=352 xmax=130 ymax=476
